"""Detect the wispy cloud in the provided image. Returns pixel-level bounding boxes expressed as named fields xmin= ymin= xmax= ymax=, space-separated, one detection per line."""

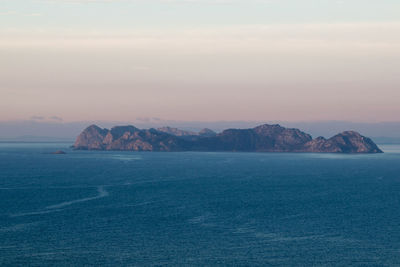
xmin=0 ymin=11 xmax=42 ymax=17
xmin=1 ymin=22 xmax=399 ymax=52
xmin=41 ymin=0 xmax=263 ymax=2
xmin=0 ymin=11 xmax=17 ymax=15
xmin=49 ymin=116 xmax=64 ymax=122
xmin=25 ymin=13 xmax=42 ymax=17
xmin=30 ymin=116 xmax=45 ymax=121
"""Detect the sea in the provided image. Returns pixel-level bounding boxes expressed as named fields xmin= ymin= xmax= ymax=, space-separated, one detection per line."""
xmin=1 ymin=142 xmax=400 ymax=266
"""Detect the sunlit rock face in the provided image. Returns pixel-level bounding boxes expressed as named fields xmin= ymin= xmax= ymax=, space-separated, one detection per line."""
xmin=73 ymin=125 xmax=108 ymax=150
xmin=74 ymin=125 xmax=188 ymax=151
xmin=303 ymin=131 xmax=383 ymax=153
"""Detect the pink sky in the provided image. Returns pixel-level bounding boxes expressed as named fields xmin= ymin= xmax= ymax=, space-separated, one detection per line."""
xmin=1 ymin=23 xmax=400 ymax=123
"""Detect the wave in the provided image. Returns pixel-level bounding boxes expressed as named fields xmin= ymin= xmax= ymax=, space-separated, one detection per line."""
xmin=45 ymin=186 xmax=108 ymax=210
xmin=0 ymin=222 xmax=40 ymax=232
xmin=10 ymin=186 xmax=109 ymax=217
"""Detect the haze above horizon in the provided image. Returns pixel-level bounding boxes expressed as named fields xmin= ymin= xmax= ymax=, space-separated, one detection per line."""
xmin=1 ymin=0 xmax=399 ymax=122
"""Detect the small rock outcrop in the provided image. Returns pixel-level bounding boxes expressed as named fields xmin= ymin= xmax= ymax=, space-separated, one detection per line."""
xmin=52 ymin=150 xmax=66 ymax=154
xmin=73 ymin=124 xmax=383 ymax=153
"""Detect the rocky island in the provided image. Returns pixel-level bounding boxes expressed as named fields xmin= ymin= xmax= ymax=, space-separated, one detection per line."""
xmin=73 ymin=124 xmax=382 ymax=153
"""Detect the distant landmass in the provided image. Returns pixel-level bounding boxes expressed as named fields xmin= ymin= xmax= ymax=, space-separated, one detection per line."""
xmin=73 ymin=124 xmax=382 ymax=153
xmin=0 ymin=135 xmax=74 ymax=143
xmin=2 ymin=120 xmax=400 ymax=144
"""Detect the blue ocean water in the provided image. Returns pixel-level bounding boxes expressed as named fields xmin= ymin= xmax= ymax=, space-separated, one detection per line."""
xmin=1 ymin=143 xmax=400 ymax=266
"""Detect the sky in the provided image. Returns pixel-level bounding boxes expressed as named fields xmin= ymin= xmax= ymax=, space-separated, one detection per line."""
xmin=1 ymin=0 xmax=400 ymax=123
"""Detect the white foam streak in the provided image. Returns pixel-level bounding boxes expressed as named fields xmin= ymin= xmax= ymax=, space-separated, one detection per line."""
xmin=45 ymin=186 xmax=109 ymax=210
xmin=10 ymin=186 xmax=109 ymax=217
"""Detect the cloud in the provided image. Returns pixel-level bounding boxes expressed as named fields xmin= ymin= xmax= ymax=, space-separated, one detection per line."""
xmin=29 ymin=116 xmax=63 ymax=122
xmin=0 ymin=11 xmax=17 ymax=15
xmin=30 ymin=116 xmax=45 ymax=120
xmin=0 ymin=11 xmax=42 ymax=17
xmin=49 ymin=116 xmax=64 ymax=122
xmin=1 ymin=22 xmax=399 ymax=52
xmin=42 ymin=0 xmax=248 ymax=2
xmin=38 ymin=0 xmax=273 ymax=4
xmin=135 ymin=117 xmax=165 ymax=123
xmin=25 ymin=13 xmax=42 ymax=17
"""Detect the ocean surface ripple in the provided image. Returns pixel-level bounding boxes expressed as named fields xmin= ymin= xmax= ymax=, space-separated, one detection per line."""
xmin=1 ymin=143 xmax=400 ymax=266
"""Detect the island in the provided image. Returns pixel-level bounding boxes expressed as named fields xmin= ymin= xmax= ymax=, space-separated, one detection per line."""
xmin=73 ymin=124 xmax=382 ymax=153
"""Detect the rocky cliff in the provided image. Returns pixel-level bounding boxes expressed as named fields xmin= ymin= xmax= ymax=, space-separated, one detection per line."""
xmin=302 ymin=131 xmax=382 ymax=153
xmin=73 ymin=124 xmax=383 ymax=153
xmin=74 ymin=125 xmax=188 ymax=151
